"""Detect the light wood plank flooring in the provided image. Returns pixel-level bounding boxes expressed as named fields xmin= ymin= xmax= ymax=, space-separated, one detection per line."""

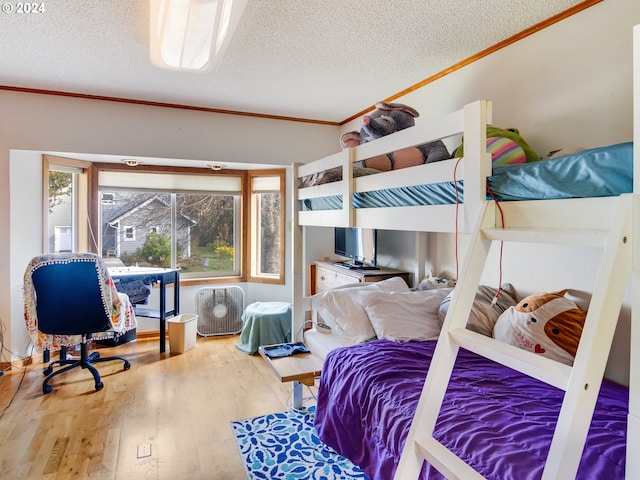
xmin=0 ymin=335 xmax=314 ymax=480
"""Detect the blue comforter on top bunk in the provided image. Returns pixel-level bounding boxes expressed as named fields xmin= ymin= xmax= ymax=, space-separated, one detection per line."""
xmin=301 ymin=142 xmax=633 ymax=210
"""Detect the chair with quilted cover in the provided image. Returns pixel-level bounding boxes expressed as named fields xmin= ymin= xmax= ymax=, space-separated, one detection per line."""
xmin=24 ymin=253 xmax=137 ymax=394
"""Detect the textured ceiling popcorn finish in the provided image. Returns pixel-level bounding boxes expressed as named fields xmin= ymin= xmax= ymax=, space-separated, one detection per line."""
xmin=1 ymin=0 xmax=586 ymax=123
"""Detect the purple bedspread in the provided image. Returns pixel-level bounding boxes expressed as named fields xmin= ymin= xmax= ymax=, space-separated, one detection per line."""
xmin=315 ymin=340 xmax=627 ymax=480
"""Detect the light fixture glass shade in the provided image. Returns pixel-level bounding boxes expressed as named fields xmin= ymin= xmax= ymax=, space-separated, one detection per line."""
xmin=150 ymin=0 xmax=247 ymax=71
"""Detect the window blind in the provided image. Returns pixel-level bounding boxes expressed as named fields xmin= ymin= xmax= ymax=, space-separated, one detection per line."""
xmin=99 ymin=171 xmax=242 ymax=194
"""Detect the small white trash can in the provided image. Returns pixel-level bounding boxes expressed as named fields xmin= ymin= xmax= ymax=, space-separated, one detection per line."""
xmin=168 ymin=314 xmax=198 ymax=354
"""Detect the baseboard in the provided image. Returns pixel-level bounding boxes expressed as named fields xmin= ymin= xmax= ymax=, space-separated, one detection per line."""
xmin=0 ymin=352 xmax=42 ymax=372
xmin=136 ymin=330 xmax=164 ymax=341
xmin=0 ymin=331 xmax=167 ymax=372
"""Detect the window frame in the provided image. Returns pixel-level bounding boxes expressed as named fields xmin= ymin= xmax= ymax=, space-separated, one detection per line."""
xmin=123 ymin=226 xmax=136 ymax=241
xmin=42 ymin=155 xmax=98 ymax=254
xmin=89 ymin=162 xmax=285 ymax=286
xmin=248 ymin=169 xmax=285 ymax=284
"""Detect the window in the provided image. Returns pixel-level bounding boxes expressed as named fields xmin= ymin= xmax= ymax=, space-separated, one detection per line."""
xmin=43 ymin=155 xmax=96 ymax=254
xmin=99 ymin=168 xmax=244 ymax=279
xmin=249 ymin=171 xmax=285 ymax=283
xmin=43 ymin=160 xmax=284 ymax=284
xmin=54 ymin=226 xmax=73 ymax=252
xmin=124 ymin=226 xmax=136 ymax=241
xmin=48 ymin=169 xmax=75 ymax=252
xmin=102 ymin=192 xmax=115 ymax=205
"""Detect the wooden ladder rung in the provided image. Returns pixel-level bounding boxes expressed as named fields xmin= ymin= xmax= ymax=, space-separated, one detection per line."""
xmin=449 ymin=328 xmax=572 ymax=391
xmin=414 ymin=436 xmax=485 ymax=480
xmin=481 ymin=227 xmax=608 ymax=247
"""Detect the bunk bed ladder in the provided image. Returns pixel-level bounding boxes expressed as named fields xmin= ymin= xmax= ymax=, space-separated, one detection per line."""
xmin=395 ymin=194 xmax=633 ymax=480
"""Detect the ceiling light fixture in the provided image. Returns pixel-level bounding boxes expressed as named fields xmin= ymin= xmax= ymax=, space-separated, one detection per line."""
xmin=149 ymin=0 xmax=248 ymax=72
xmin=122 ymin=159 xmax=142 ymax=167
xmin=207 ymin=163 xmax=225 ymax=171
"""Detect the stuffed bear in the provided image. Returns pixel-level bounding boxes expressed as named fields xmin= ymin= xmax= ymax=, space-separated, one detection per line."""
xmin=493 ymin=289 xmax=586 ymax=366
xmin=340 ymin=101 xmax=451 ymax=171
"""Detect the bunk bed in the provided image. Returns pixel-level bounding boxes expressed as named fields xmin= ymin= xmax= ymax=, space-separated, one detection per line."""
xmin=290 ymin=25 xmax=639 ymax=479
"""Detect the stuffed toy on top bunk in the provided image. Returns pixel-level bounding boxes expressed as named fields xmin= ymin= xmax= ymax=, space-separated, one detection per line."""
xmin=340 ymin=101 xmax=451 ymax=171
xmin=454 ymin=125 xmax=540 ymax=166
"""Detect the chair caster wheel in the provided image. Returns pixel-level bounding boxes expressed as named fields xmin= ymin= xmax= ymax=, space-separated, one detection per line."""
xmin=124 ymin=361 xmax=131 ymax=371
xmin=43 ymin=384 xmax=52 ymax=394
xmin=95 ymin=381 xmax=104 ymax=391
xmin=43 ymin=366 xmax=53 ymax=376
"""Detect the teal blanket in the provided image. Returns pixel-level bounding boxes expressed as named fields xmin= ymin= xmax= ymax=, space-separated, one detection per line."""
xmin=236 ymin=302 xmax=292 ymax=354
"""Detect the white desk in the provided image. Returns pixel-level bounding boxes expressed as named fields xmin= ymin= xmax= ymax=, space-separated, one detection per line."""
xmin=109 ymin=267 xmax=180 ymax=353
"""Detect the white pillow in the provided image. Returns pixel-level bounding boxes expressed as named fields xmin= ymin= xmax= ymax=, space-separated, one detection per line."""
xmin=314 ymin=276 xmax=410 ymax=343
xmin=359 ymin=288 xmax=453 ymax=342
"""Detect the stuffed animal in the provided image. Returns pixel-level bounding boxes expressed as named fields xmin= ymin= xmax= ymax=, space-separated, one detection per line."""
xmin=340 ymin=101 xmax=451 ymax=171
xmin=418 ymin=273 xmax=456 ymax=291
xmin=454 ymin=126 xmax=540 ymax=166
xmin=493 ymin=289 xmax=586 ymax=365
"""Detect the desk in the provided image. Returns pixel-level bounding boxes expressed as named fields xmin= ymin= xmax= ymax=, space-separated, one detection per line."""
xmin=109 ymin=267 xmax=180 ymax=353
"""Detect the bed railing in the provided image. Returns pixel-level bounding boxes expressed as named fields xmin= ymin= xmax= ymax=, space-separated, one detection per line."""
xmin=294 ymin=100 xmax=493 ymax=234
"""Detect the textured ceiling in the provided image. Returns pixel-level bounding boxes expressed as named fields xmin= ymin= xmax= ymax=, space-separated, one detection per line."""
xmin=1 ymin=0 xmax=586 ymax=124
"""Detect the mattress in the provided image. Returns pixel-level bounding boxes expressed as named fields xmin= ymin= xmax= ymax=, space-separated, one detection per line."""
xmin=303 ymin=327 xmax=355 ymax=361
xmin=315 ymin=339 xmax=627 ymax=480
xmin=302 ymin=142 xmax=633 ymax=211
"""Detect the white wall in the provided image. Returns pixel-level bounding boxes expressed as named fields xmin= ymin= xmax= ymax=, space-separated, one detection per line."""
xmin=342 ymin=0 xmax=637 ymax=149
xmin=7 ymin=151 xmax=44 ymax=358
xmin=0 ymin=91 xmax=339 ymax=359
xmin=337 ymin=0 xmax=639 ymax=385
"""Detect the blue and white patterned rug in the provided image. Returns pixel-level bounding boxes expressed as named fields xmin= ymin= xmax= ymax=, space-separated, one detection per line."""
xmin=231 ymin=407 xmax=368 ymax=479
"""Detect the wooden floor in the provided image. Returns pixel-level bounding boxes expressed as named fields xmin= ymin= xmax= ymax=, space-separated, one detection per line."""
xmin=0 ymin=335 xmax=314 ymax=480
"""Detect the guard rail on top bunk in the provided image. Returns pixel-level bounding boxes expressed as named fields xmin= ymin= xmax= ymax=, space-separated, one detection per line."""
xmin=293 ymin=100 xmax=493 ymax=234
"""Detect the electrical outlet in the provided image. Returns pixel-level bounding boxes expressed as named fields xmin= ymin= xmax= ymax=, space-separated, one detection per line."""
xmin=137 ymin=443 xmax=152 ymax=459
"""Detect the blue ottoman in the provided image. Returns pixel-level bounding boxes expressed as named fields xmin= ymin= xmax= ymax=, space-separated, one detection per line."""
xmin=236 ymin=302 xmax=292 ymax=354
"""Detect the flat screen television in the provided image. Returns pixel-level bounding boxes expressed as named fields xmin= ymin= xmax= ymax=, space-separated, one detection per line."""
xmin=334 ymin=227 xmax=377 ymax=268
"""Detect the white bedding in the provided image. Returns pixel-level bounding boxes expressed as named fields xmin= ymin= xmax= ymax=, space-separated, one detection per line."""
xmin=303 ymin=328 xmax=354 ymax=361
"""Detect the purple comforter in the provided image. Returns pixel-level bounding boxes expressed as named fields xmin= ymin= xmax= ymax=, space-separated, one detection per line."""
xmin=315 ymin=340 xmax=627 ymax=480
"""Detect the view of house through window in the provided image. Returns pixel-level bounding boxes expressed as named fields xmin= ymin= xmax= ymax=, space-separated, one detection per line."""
xmin=100 ymin=190 xmax=240 ymax=276
xmin=44 ymin=156 xmax=93 ymax=254
xmin=99 ymin=170 xmax=243 ymax=278
xmin=47 ymin=167 xmax=78 ymax=253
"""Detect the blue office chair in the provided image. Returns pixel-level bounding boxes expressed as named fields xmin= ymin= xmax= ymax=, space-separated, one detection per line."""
xmin=24 ymin=253 xmax=137 ymax=394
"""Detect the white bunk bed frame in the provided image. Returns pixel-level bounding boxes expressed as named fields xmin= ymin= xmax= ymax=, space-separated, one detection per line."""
xmin=291 ymin=25 xmax=639 ymax=479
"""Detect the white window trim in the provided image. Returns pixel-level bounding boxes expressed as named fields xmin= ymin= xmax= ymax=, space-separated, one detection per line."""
xmin=124 ymin=226 xmax=136 ymax=241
